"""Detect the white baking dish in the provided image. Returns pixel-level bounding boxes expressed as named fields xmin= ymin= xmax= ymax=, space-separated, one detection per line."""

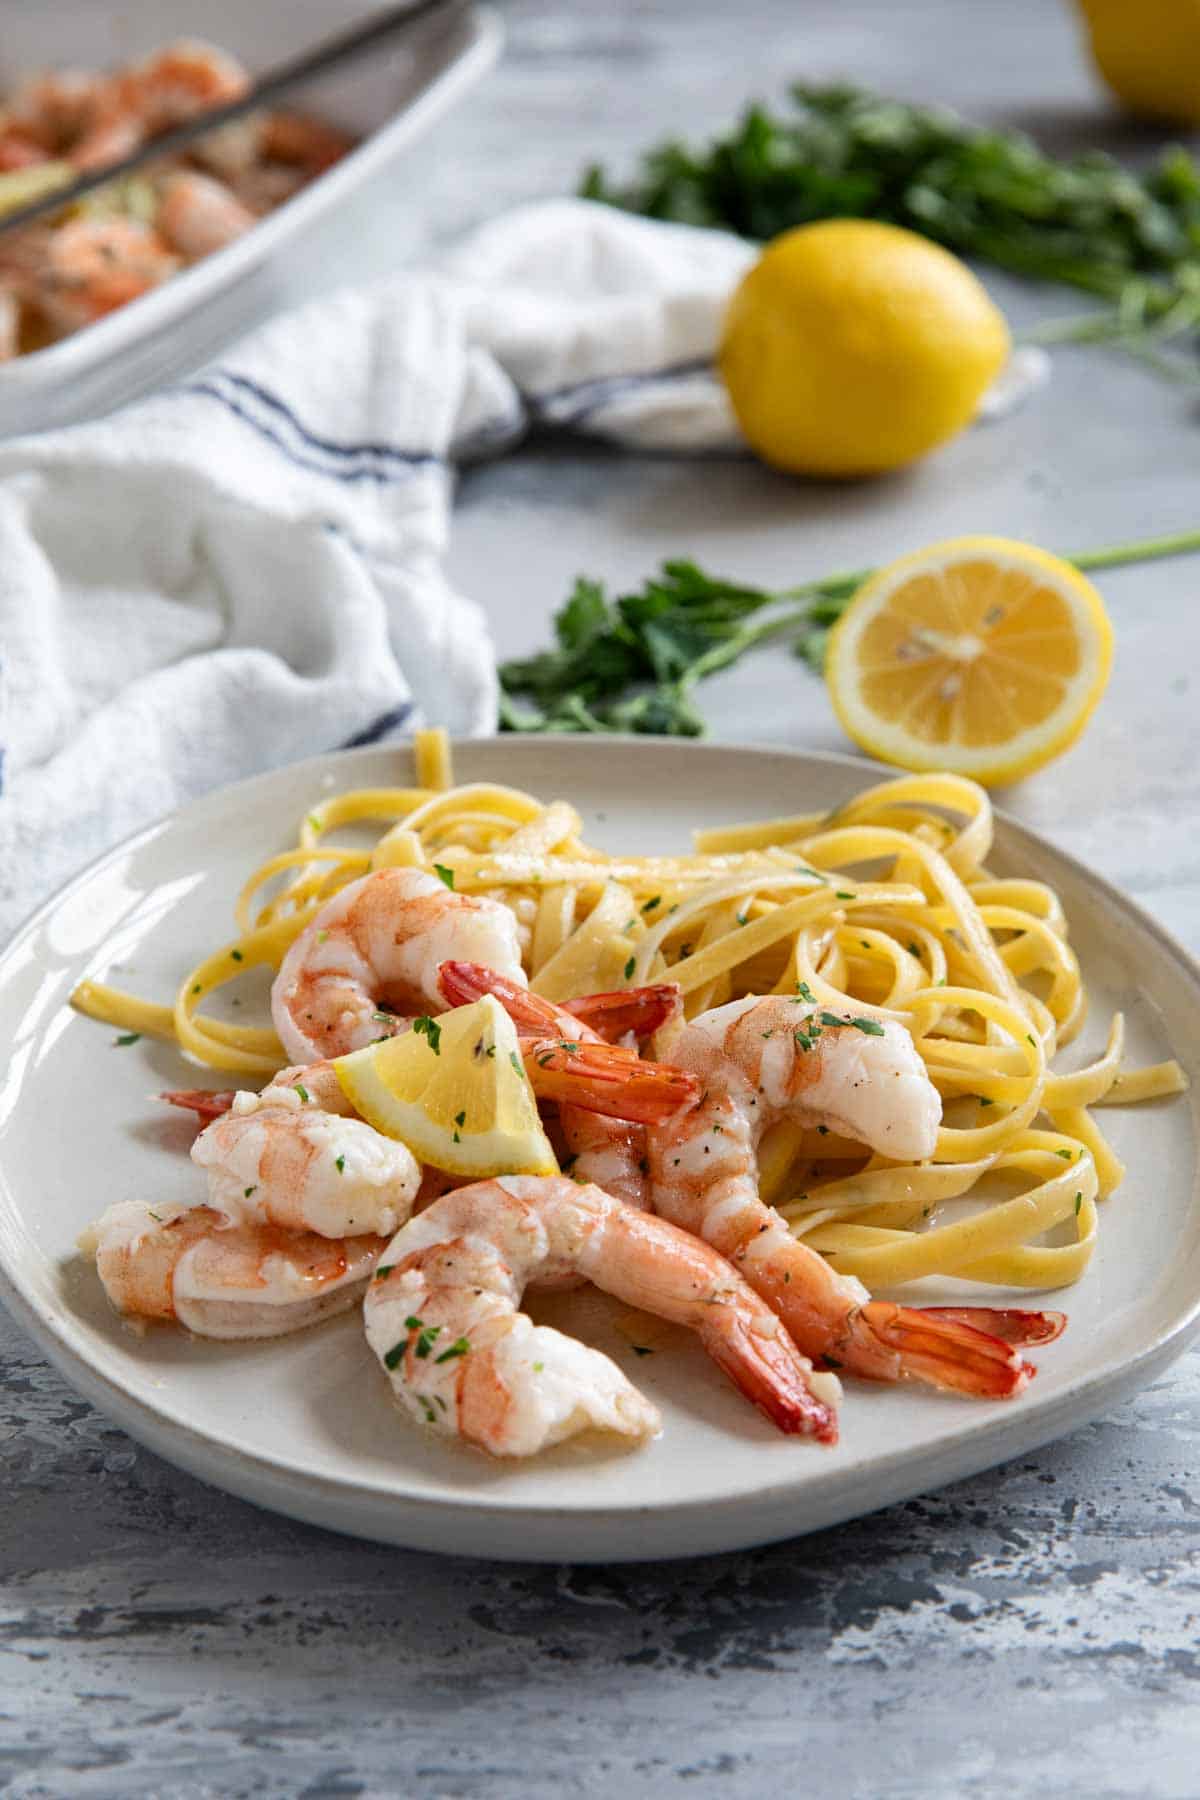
xmin=0 ymin=1 xmax=501 ymax=437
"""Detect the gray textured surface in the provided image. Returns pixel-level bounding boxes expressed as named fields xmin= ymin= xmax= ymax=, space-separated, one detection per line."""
xmin=4 ymin=2 xmax=1200 ymax=1795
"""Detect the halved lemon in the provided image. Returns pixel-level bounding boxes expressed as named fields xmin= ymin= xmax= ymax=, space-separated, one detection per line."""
xmin=825 ymin=536 xmax=1114 ymax=786
xmin=333 ymin=996 xmax=558 ymax=1178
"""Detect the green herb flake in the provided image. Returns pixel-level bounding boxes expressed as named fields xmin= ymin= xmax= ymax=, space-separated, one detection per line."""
xmin=383 ymin=1341 xmax=407 ymax=1371
xmin=455 ymin=1110 xmax=466 ymax=1127
xmin=1057 ymin=1147 xmax=1074 ymax=1160
xmin=244 ymin=1185 xmax=257 ymax=1199
xmin=307 ymin=813 xmax=322 ymax=833
xmin=641 ymin=896 xmax=661 ymax=913
xmin=796 ymin=981 xmax=816 ymax=1003
xmin=230 ymin=948 xmax=243 ymax=963
xmin=413 ymin=1016 xmax=442 ymax=1055
xmin=533 ymin=1361 xmax=545 ymax=1373
xmin=434 ymin=863 xmax=455 ymax=890
xmin=414 ymin=1325 xmax=444 ymax=1359
xmin=374 ymin=1264 xmax=395 ymax=1281
xmin=835 ymin=891 xmax=854 ymax=901
xmin=335 ymin=1155 xmax=345 ymax=1174
xmin=294 ymin=1084 xmax=309 ymax=1104
xmin=1075 ymin=1192 xmax=1083 ymax=1215
xmin=509 ymin=1050 xmax=525 ymax=1079
xmin=624 ymin=956 xmax=636 ymax=981
xmin=113 ymin=1031 xmax=141 ymax=1046
xmin=435 ymin=1336 xmax=471 ymax=1364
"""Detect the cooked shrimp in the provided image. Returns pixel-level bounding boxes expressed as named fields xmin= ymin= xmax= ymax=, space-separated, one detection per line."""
xmin=364 ymin=1175 xmax=837 ymax=1455
xmin=272 ymin=869 xmax=527 ymax=1064
xmin=81 ymin=1200 xmax=383 ymax=1339
xmin=191 ymin=1085 xmax=421 ymax=1240
xmin=646 ymin=995 xmax=1063 ymax=1398
xmin=36 ymin=216 xmax=178 ymax=333
xmin=155 ymin=169 xmax=256 ymax=258
xmin=260 ymin=111 xmax=354 ymax=177
xmin=122 ymin=39 xmax=250 ymax=132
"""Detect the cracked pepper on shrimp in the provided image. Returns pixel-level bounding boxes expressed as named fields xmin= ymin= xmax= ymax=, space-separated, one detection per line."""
xmin=72 ymin=729 xmax=1186 ymax=1457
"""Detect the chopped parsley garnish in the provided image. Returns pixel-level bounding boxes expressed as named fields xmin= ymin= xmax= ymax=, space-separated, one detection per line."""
xmin=624 ymin=956 xmax=636 ymax=981
xmin=374 ymin=1264 xmax=395 ymax=1281
xmin=1075 ymin=1192 xmax=1083 ymax=1215
xmin=335 ymin=1155 xmax=345 ymax=1174
xmin=641 ymin=896 xmax=661 ymax=913
xmin=405 ymin=1315 xmax=424 ymax=1329
xmin=978 ymin=1097 xmax=994 ymax=1108
xmin=294 ymin=1084 xmax=309 ymax=1104
xmin=192 ymin=984 xmax=202 ymax=995
xmin=1026 ymin=1034 xmax=1038 ymax=1048
xmin=435 ymin=1336 xmax=471 ymax=1364
xmin=817 ymin=1124 xmax=829 ymax=1136
xmin=317 ymin=929 xmax=329 ymax=944
xmin=509 ymin=1050 xmax=525 ymax=1079
xmin=244 ymin=1186 xmax=256 ymax=1199
xmin=848 ymin=1016 xmax=885 ymax=1036
xmin=383 ymin=1341 xmax=407 ymax=1371
xmin=1057 ymin=1147 xmax=1074 ymax=1160
xmin=632 ymin=1345 xmax=653 ymax=1357
xmin=796 ymin=981 xmax=816 ymax=1003
xmin=414 ymin=1324 xmax=443 ymax=1359
xmin=307 ymin=813 xmax=322 ymax=833
xmin=372 ymin=1012 xmax=396 ymax=1026
xmin=455 ymin=1110 xmax=466 ymax=1127
xmin=835 ymin=891 xmax=854 ymax=901
xmin=736 ymin=910 xmax=749 ymax=927
xmin=433 ymin=863 xmax=455 ymax=890
xmin=230 ymin=949 xmax=243 ymax=962
xmin=413 ymin=1016 xmax=442 ymax=1054
xmin=113 ymin=1032 xmax=141 ymax=1046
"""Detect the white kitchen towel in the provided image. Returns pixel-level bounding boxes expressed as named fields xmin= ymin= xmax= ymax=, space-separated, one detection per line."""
xmin=0 ymin=197 xmax=1043 ymax=938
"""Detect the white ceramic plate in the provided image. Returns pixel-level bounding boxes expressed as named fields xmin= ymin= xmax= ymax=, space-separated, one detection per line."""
xmin=1 ymin=738 xmax=1197 ymax=1562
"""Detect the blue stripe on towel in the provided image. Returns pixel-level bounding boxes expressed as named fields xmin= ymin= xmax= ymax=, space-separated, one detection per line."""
xmin=532 ymin=356 xmax=714 ymax=423
xmin=340 ymin=701 xmax=416 ymax=748
xmin=181 ymin=373 xmax=444 ymax=485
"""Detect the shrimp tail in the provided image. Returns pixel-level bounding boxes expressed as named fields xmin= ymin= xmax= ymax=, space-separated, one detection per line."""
xmin=438 ymin=959 xmax=682 ymax=1046
xmin=846 ymin=1301 xmax=1037 ymax=1399
xmin=562 ymin=984 xmax=683 ymax=1043
xmin=160 ymin=1088 xmax=237 ymax=1122
xmin=699 ymin=1311 xmax=839 ymax=1442
xmin=526 ymin=1039 xmax=699 ymax=1125
xmin=918 ymin=1305 xmax=1067 ymax=1348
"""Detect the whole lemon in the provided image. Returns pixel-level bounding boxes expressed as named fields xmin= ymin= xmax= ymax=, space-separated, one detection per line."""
xmin=718 ymin=219 xmax=1010 ymax=479
xmin=1077 ymin=0 xmax=1200 ymax=125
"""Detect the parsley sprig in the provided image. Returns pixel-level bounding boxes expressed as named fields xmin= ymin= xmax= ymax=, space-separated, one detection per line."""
xmin=500 ymin=531 xmax=1200 ymax=737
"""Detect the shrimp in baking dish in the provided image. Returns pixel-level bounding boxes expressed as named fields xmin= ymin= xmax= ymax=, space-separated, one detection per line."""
xmin=81 ymin=1201 xmax=385 ymax=1339
xmin=271 ymin=868 xmax=527 ymax=1065
xmin=34 ymin=217 xmax=179 ymax=334
xmin=155 ymin=170 xmax=256 ymax=259
xmin=645 ymin=995 xmax=1065 ymax=1398
xmin=364 ymin=1175 xmax=838 ymax=1455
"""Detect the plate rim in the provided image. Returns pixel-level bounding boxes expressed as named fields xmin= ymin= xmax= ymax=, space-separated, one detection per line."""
xmin=3 ymin=735 xmax=1199 ymax=1560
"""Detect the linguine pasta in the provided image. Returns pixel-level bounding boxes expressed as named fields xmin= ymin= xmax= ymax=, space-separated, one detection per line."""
xmin=72 ymin=729 xmax=1186 ymax=1296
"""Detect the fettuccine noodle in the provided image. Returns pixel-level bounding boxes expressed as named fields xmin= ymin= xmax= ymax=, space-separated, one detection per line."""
xmin=72 ymin=730 xmax=1187 ymax=1294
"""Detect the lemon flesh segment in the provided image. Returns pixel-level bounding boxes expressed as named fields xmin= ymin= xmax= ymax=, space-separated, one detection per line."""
xmin=333 ymin=995 xmax=558 ymax=1178
xmin=825 ymin=535 xmax=1114 ymax=786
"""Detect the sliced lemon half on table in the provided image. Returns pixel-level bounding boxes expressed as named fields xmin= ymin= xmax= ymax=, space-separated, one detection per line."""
xmin=333 ymin=996 xmax=558 ymax=1178
xmin=825 ymin=535 xmax=1114 ymax=786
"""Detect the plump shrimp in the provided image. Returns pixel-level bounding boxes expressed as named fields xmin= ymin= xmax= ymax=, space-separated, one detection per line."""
xmin=646 ymin=996 xmax=1063 ymax=1398
xmin=272 ymin=869 xmax=527 ymax=1064
xmin=35 ymin=217 xmax=178 ymax=333
xmin=0 ymin=288 xmax=19 ymax=362
xmin=191 ymin=1085 xmax=421 ymax=1240
xmin=81 ymin=1200 xmax=383 ymax=1339
xmin=121 ymin=39 xmax=250 ymax=132
xmin=260 ymin=111 xmax=354 ymax=177
xmin=364 ymin=1175 xmax=837 ymax=1455
xmin=155 ymin=169 xmax=256 ymax=258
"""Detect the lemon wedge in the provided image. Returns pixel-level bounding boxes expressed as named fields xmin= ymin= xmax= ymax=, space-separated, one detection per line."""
xmin=333 ymin=996 xmax=558 ymax=1178
xmin=825 ymin=535 xmax=1114 ymax=786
